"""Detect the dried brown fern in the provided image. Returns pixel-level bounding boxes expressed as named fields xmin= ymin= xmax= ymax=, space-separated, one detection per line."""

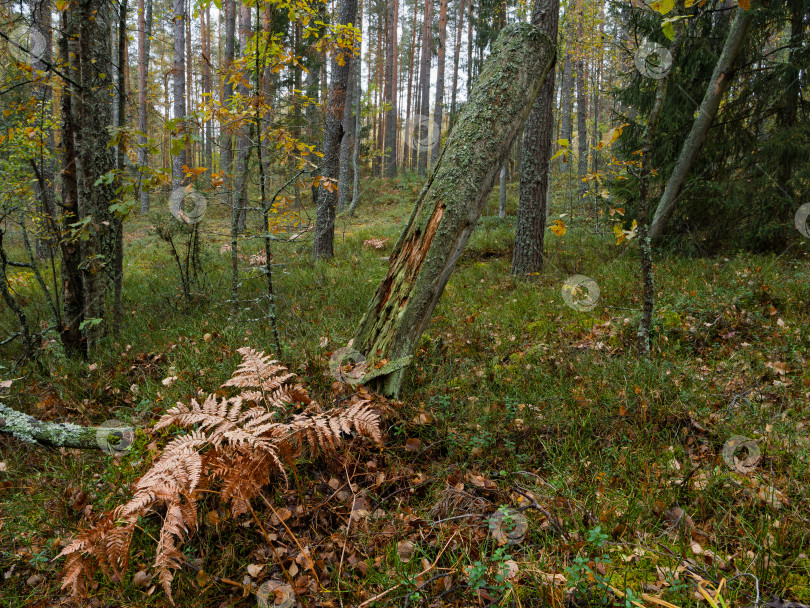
xmin=57 ymin=347 xmax=382 ymax=605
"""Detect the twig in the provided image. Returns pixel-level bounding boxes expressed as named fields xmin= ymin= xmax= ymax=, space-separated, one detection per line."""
xmin=512 ymin=485 xmax=570 ymax=540
xmin=358 ymin=532 xmax=459 ymax=608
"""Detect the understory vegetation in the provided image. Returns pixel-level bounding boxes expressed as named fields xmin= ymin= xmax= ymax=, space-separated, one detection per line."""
xmin=1 ymin=175 xmax=809 ymax=607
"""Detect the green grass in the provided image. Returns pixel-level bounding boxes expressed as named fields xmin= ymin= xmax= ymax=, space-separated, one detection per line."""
xmin=1 ymin=173 xmax=809 ymax=607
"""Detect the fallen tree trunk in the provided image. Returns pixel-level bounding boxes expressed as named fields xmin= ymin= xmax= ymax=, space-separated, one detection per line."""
xmin=353 ymin=22 xmax=555 ymax=397
xmin=0 ymin=402 xmax=132 ymax=451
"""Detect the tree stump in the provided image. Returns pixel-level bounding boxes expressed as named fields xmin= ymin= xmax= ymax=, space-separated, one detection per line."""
xmin=353 ymin=22 xmax=555 ymax=397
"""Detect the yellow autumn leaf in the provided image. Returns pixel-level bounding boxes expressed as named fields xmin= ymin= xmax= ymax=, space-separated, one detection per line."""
xmin=738 ymin=0 xmax=750 ymax=8
xmin=549 ymin=219 xmax=567 ymax=237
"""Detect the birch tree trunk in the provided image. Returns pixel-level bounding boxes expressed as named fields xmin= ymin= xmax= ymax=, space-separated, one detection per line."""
xmin=353 ymin=23 xmax=555 ymax=396
xmin=234 ymin=4 xmax=252 ymax=234
xmin=312 ymin=0 xmax=359 ymax=259
xmin=348 ymin=0 xmax=363 ymax=216
xmin=648 ymin=6 xmax=753 ymax=238
xmin=222 ymin=0 xmax=236 ymax=209
xmin=511 ymin=0 xmax=558 ymax=276
xmin=431 ymin=0 xmax=448 ymax=165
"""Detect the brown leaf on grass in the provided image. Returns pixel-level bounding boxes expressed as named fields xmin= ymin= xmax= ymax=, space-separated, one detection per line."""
xmin=397 ymin=540 xmax=415 ymax=563
xmin=405 ymin=438 xmax=422 ymax=452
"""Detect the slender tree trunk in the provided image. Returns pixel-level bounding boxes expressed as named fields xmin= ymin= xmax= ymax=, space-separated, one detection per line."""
xmin=112 ymin=0 xmax=128 ymax=334
xmin=352 ymin=24 xmax=555 ymax=396
xmin=348 ymin=0 xmax=364 ymax=216
xmin=431 ymin=0 xmax=448 ymax=165
xmin=649 ymin=6 xmax=753 ymax=238
xmin=465 ymin=0 xmax=473 ymax=96
xmin=203 ymin=6 xmax=213 ymax=171
xmin=138 ymin=0 xmax=152 ymax=213
xmin=186 ymin=0 xmax=194 ymax=166
xmin=172 ymin=0 xmax=187 ymax=190
xmin=30 ymin=0 xmax=54 ymax=259
xmin=403 ymin=2 xmax=419 ymax=170
xmin=499 ymin=164 xmax=507 ymax=218
xmin=559 ymin=51 xmax=572 ymax=157
xmin=313 ymin=0 xmax=359 ymax=259
xmin=511 ymin=0 xmax=558 ymax=276
xmin=234 ymin=4 xmax=252 ymax=233
xmin=449 ymin=0 xmax=465 ymax=132
xmin=575 ymin=57 xmax=587 ymax=195
xmin=417 ymin=0 xmax=433 ymax=175
xmin=338 ymin=0 xmax=359 ymax=211
xmin=384 ymin=0 xmax=398 ymax=176
xmin=222 ymin=0 xmax=236 ymax=208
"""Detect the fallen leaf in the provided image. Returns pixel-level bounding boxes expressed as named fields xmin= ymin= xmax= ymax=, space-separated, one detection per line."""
xmin=397 ymin=540 xmax=416 ymax=563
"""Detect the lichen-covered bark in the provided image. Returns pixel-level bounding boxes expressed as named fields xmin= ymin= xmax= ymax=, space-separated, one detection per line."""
xmin=353 ymin=23 xmax=555 ymax=396
xmin=0 ymin=403 xmax=131 ymax=450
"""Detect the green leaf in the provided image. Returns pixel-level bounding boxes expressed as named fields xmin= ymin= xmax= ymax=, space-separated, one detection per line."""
xmin=662 ymin=21 xmax=675 ymax=40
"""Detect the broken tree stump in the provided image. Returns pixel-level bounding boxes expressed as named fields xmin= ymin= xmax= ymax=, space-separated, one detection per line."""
xmin=353 ymin=22 xmax=555 ymax=397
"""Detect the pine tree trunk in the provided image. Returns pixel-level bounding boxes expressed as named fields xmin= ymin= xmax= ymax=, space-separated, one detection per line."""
xmin=448 ymin=0 xmax=465 ymax=132
xmin=511 ymin=0 xmax=558 ymax=277
xmin=172 ymin=0 xmax=187 ymax=190
xmin=403 ymin=3 xmax=419 ymax=170
xmin=352 ymin=23 xmax=555 ymax=396
xmin=417 ymin=0 xmax=433 ymax=175
xmin=112 ymin=0 xmax=128 ymax=334
xmin=68 ymin=0 xmax=117 ymax=350
xmin=431 ymin=0 xmax=448 ymax=165
xmin=384 ymin=0 xmax=398 ymax=177
xmin=58 ymin=12 xmax=84 ymax=356
xmin=202 ymin=6 xmax=213 ymax=172
xmin=138 ymin=0 xmax=151 ymax=213
xmin=649 ymin=6 xmax=753 ymax=238
xmin=313 ymin=0 xmax=359 ymax=259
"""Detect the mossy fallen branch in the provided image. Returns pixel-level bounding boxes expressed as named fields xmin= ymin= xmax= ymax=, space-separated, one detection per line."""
xmin=0 ymin=402 xmax=132 ymax=451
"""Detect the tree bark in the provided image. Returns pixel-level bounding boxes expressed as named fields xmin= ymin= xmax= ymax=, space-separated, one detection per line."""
xmin=511 ymin=0 xmax=558 ymax=276
xmin=384 ymin=0 xmax=399 ymax=176
xmin=431 ymin=0 xmax=448 ymax=165
xmin=417 ymin=0 xmax=433 ymax=175
xmin=649 ymin=6 xmax=753 ymax=238
xmin=172 ymin=0 xmax=187 ymax=190
xmin=137 ymin=0 xmax=152 ymax=213
xmin=575 ymin=57 xmax=587 ymax=195
xmin=30 ymin=0 xmax=54 ymax=259
xmin=338 ymin=1 xmax=359 ymax=211
xmin=222 ymin=0 xmax=236 ymax=209
xmin=403 ymin=1 xmax=420 ymax=170
xmin=234 ymin=4 xmax=252 ymax=233
xmin=68 ymin=0 xmax=117 ymax=350
xmin=348 ymin=0 xmax=364 ymax=216
xmin=202 ymin=5 xmax=213 ymax=172
xmin=352 ymin=23 xmax=555 ymax=396
xmin=312 ymin=0 xmax=359 ymax=259
xmin=448 ymin=0 xmax=465 ymax=132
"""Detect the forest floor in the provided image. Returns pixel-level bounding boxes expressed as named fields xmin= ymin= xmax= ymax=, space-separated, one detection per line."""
xmin=1 ymin=174 xmax=809 ymax=607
